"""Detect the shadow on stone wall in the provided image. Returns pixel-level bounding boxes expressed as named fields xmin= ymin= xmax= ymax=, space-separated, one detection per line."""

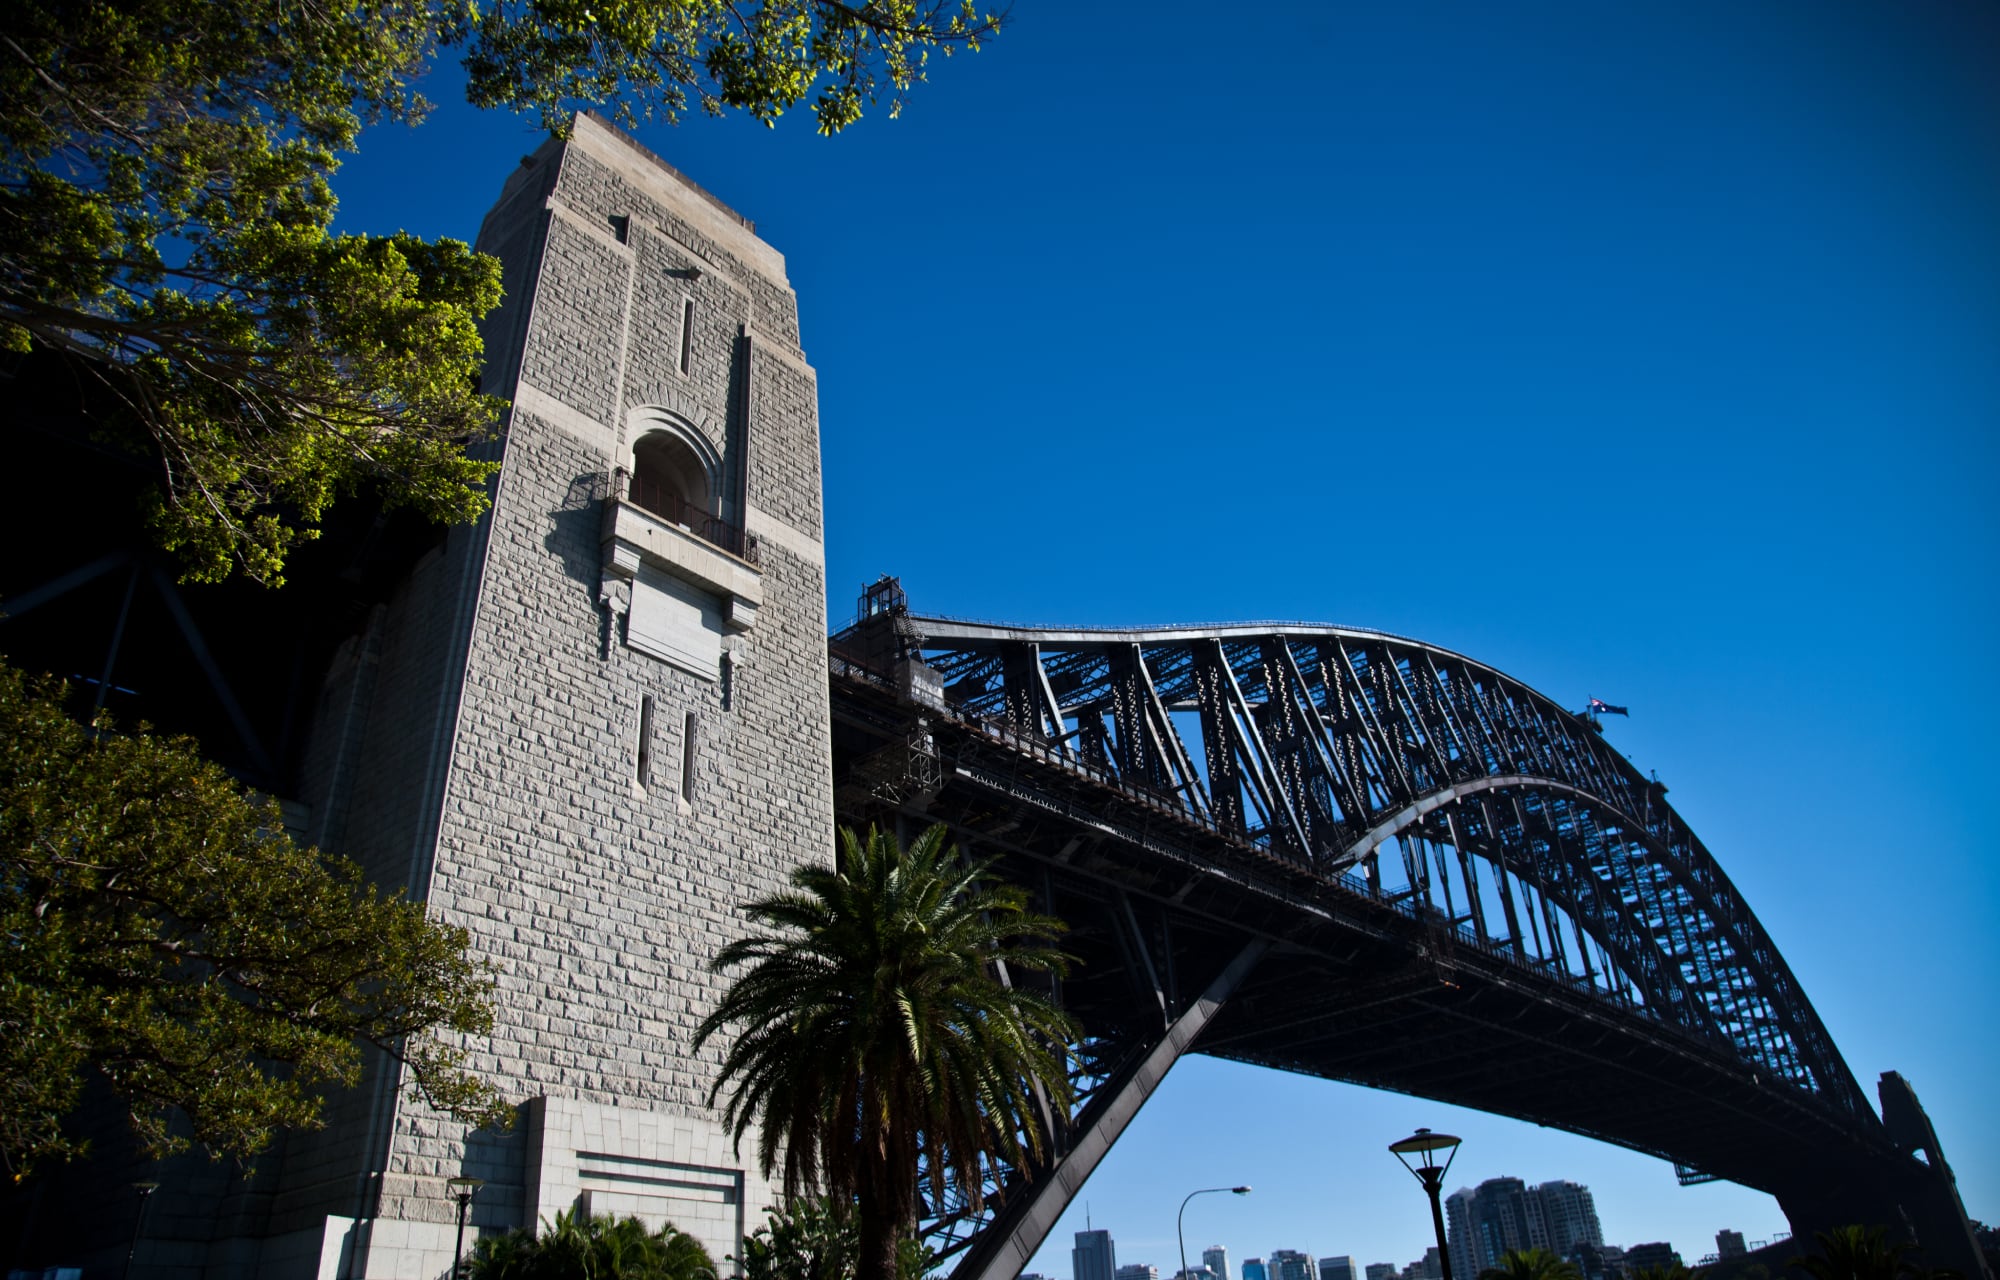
xmin=546 ymin=472 xmax=610 ymax=599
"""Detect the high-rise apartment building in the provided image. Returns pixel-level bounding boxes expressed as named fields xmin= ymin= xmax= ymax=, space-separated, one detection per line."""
xmin=1716 ymin=1230 xmax=1748 ymax=1259
xmin=1446 ymin=1177 xmax=1551 ymax=1276
xmin=1446 ymin=1187 xmax=1478 ymax=1280
xmin=1077 ymin=1229 xmax=1120 ymax=1280
xmin=1444 ymin=1175 xmax=1609 ymax=1278
xmin=1534 ymin=1181 xmax=1604 ymax=1255
xmin=1271 ymin=1249 xmax=1319 ymax=1280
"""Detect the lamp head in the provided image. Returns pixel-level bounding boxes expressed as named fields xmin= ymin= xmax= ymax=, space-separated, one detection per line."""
xmin=446 ymin=1176 xmax=486 ymax=1199
xmin=1388 ymin=1128 xmax=1462 ymax=1181
xmin=1232 ymin=1186 xmax=1252 ymax=1194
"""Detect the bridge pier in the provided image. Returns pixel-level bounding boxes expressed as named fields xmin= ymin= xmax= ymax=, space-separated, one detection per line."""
xmin=1772 ymin=1074 xmax=1991 ymax=1280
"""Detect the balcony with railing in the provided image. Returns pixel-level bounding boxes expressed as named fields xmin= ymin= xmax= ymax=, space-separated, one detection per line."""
xmin=615 ymin=467 xmax=760 ymax=567
xmin=602 ymin=466 xmax=763 ymax=632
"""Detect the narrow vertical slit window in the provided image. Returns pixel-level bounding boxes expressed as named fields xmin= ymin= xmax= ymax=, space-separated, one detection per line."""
xmin=636 ymin=694 xmax=655 ymax=788
xmin=679 ymin=298 xmax=695 ymax=375
xmin=681 ymin=711 xmax=699 ymax=802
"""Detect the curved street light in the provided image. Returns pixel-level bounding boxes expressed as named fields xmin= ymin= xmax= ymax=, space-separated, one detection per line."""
xmin=1178 ymin=1185 xmax=1253 ymax=1280
xmin=1388 ymin=1129 xmax=1462 ymax=1280
xmin=124 ymin=1182 xmax=159 ymax=1280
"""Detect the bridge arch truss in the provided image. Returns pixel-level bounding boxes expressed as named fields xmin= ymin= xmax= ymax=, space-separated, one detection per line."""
xmin=864 ymin=613 xmax=1867 ymax=1122
xmin=824 ymin=606 xmax=1994 ymax=1280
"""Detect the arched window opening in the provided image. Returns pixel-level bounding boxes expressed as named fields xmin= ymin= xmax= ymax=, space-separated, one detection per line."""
xmin=629 ymin=430 xmax=713 ymax=528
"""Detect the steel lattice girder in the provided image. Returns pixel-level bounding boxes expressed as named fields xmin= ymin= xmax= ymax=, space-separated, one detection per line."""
xmin=840 ymin=610 xmax=1868 ymax=1125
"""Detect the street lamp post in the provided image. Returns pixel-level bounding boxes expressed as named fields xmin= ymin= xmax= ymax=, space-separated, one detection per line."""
xmin=1388 ymin=1129 xmax=1462 ymax=1280
xmin=446 ymin=1176 xmax=485 ymax=1279
xmin=124 ymin=1181 xmax=159 ymax=1280
xmin=1178 ymin=1185 xmax=1252 ymax=1280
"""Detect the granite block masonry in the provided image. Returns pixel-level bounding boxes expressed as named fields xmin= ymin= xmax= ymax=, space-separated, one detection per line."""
xmin=30 ymin=115 xmax=834 ymax=1279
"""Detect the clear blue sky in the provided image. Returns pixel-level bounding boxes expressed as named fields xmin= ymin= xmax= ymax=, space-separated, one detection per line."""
xmin=333 ymin=1 xmax=1998 ymax=1271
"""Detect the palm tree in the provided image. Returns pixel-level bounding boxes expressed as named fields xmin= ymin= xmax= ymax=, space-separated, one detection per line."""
xmin=694 ymin=823 xmax=1081 ymax=1280
xmin=1479 ymin=1249 xmax=1583 ymax=1280
xmin=1790 ymin=1225 xmax=1954 ymax=1280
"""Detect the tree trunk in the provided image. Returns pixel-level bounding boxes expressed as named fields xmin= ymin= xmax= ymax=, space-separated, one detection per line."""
xmin=856 ymin=1178 xmax=904 ymax=1280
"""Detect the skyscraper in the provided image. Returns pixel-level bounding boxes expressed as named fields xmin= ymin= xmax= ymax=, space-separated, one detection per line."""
xmin=1534 ymin=1181 xmax=1604 ymax=1255
xmin=1445 ymin=1177 xmax=1550 ymax=1276
xmin=1245 ymin=1257 xmax=1270 ymax=1280
xmin=1272 ymin=1250 xmax=1318 ymax=1280
xmin=1368 ymin=1263 xmax=1400 ymax=1280
xmin=1119 ymin=1264 xmax=1161 ymax=1280
xmin=1077 ymin=1230 xmax=1120 ymax=1280
xmin=1206 ymin=1245 xmax=1233 ymax=1280
xmin=1320 ymin=1255 xmax=1357 ymax=1280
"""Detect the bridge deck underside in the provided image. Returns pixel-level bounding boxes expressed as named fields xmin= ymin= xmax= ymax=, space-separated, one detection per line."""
xmin=829 ymin=661 xmax=1891 ymax=1203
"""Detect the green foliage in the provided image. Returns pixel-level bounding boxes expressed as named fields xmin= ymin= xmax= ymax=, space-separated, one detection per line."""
xmin=467 ymin=1207 xmax=716 ymax=1280
xmin=1480 ymin=1250 xmax=1583 ymax=1280
xmin=733 ymin=1194 xmax=932 ymax=1280
xmin=1789 ymin=1226 xmax=1956 ymax=1280
xmin=694 ymin=824 xmax=1079 ymax=1280
xmin=0 ymin=0 xmax=504 ymax=584
xmin=456 ymin=0 xmax=1004 ymax=136
xmin=1 ymin=0 xmax=997 ymax=585
xmin=0 ymin=661 xmax=509 ymax=1177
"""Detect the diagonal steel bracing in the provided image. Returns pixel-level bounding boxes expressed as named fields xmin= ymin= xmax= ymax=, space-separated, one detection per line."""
xmin=950 ymin=941 xmax=1269 ymax=1280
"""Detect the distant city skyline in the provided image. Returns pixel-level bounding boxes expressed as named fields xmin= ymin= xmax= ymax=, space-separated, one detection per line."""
xmin=1042 ymin=1173 xmax=1753 ymax=1280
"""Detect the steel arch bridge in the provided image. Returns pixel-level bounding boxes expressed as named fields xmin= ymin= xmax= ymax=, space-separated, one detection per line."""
xmin=826 ymin=591 xmax=1985 ymax=1280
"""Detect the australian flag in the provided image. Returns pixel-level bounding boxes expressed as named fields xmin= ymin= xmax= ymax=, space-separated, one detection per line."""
xmin=1588 ymin=697 xmax=1629 ymax=717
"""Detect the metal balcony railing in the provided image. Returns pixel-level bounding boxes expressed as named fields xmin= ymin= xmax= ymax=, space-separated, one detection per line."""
xmin=614 ymin=468 xmax=760 ymax=566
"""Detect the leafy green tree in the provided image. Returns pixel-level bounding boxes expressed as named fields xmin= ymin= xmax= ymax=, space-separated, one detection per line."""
xmin=1479 ymin=1249 xmax=1583 ymax=1280
xmin=2 ymin=0 xmax=999 ymax=584
xmin=1 ymin=0 xmax=505 ymax=585
xmin=733 ymin=1194 xmax=932 ymax=1280
xmin=457 ymin=0 xmax=1005 ymax=136
xmin=694 ymin=824 xmax=1079 ymax=1280
xmin=0 ymin=661 xmax=508 ymax=1176
xmin=467 ymin=1207 xmax=715 ymax=1280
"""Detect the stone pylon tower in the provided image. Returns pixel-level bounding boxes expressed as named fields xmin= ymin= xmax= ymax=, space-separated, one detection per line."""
xmin=196 ymin=115 xmax=829 ymax=1276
